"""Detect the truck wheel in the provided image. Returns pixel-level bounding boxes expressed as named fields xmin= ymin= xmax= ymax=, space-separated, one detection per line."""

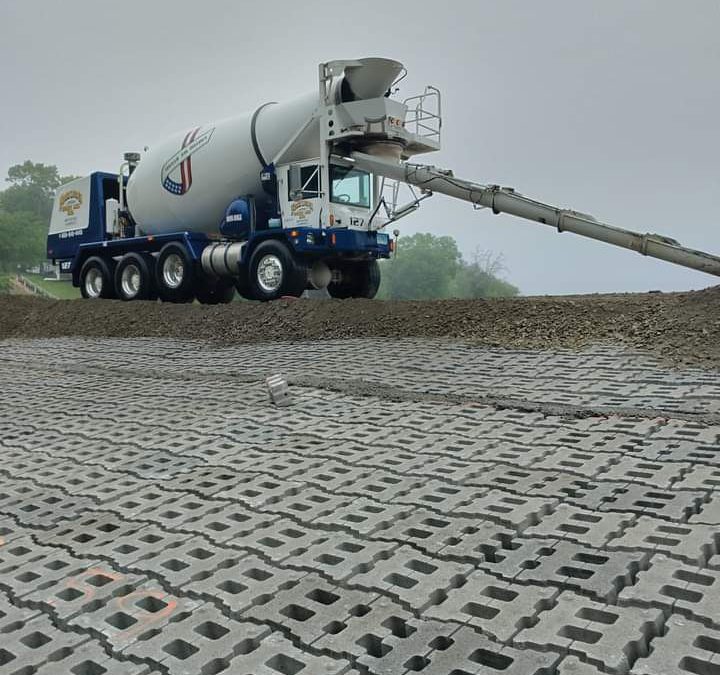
xmin=328 ymin=260 xmax=380 ymax=299
xmin=195 ymin=276 xmax=236 ymax=304
xmin=248 ymin=240 xmax=306 ymax=301
xmin=79 ymin=256 xmax=116 ymax=299
xmin=354 ymin=260 xmax=381 ymax=298
xmin=114 ymin=253 xmax=155 ymax=301
xmin=156 ymin=243 xmax=195 ymax=303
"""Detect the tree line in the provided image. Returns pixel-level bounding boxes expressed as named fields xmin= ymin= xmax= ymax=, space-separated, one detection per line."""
xmin=0 ymin=161 xmax=79 ymax=272
xmin=377 ymin=232 xmax=518 ymax=299
xmin=0 ymin=161 xmax=519 ymax=298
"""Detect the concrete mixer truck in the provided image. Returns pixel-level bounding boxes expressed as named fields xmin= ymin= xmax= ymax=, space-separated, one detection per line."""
xmin=47 ymin=57 xmax=720 ymax=303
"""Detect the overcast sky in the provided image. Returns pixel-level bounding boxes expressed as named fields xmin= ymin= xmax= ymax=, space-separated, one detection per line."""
xmin=1 ymin=0 xmax=718 ymax=295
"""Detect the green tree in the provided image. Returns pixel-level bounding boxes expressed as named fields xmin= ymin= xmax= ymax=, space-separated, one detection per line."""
xmin=0 ymin=161 xmax=80 ymax=271
xmin=377 ymin=233 xmax=462 ymax=299
xmin=0 ymin=210 xmax=45 ymax=271
xmin=450 ymin=249 xmax=519 ymax=298
xmin=377 ymin=233 xmax=519 ymax=300
xmin=1 ymin=161 xmax=79 ymax=220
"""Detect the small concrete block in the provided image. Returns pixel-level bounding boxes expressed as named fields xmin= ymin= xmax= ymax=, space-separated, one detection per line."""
xmin=525 ymin=504 xmax=636 ymax=547
xmin=0 ymin=535 xmax=53 ymax=574
xmin=0 ymin=613 xmax=87 ymax=674
xmin=260 ymin=487 xmax=350 ymax=521
xmin=630 ymin=615 xmax=720 ymax=675
xmin=428 ymin=625 xmax=562 ymax=675
xmin=515 ymin=540 xmax=650 ymax=603
xmin=180 ymin=502 xmax=279 ymax=545
xmin=600 ymin=457 xmax=689 ymax=489
xmin=438 ymin=520 xmax=517 ymax=563
xmin=124 ymin=603 xmax=272 ymax=675
xmin=314 ymin=497 xmax=414 ymax=536
xmin=424 ymin=568 xmax=559 ymax=642
xmin=347 ymin=545 xmax=472 ymax=612
xmin=609 ymin=516 xmax=719 ymax=566
xmin=25 ymin=565 xmax=147 ymax=622
xmin=238 ymin=517 xmax=329 ymax=562
xmin=183 ymin=553 xmax=305 ymax=616
xmin=0 ymin=591 xmax=42 ymax=630
xmin=619 ymin=554 xmax=720 ymax=626
xmin=313 ymin=592 xmax=414 ymax=659
xmin=214 ymin=474 xmax=304 ymax=509
xmin=5 ymin=550 xmax=94 ymax=600
xmin=246 ymin=575 xmax=373 ymax=646
xmin=598 ymin=484 xmax=705 ymax=522
xmin=515 ymin=592 xmax=665 ymax=674
xmin=355 ymin=617 xmax=460 ymax=674
xmin=266 ymin=374 xmax=293 ymax=407
xmin=70 ymin=580 xmax=202 ymax=650
xmin=235 ymin=631 xmax=352 ymax=674
xmin=373 ymin=508 xmax=479 ymax=554
xmin=395 ymin=480 xmax=485 ymax=513
xmin=690 ymin=495 xmax=720 ymax=525
xmin=35 ymin=638 xmax=158 ymax=674
xmin=451 ymin=489 xmax=558 ymax=531
xmin=290 ymin=534 xmax=400 ymax=582
xmin=535 ymin=447 xmax=618 ymax=478
xmin=674 ymin=465 xmax=720 ymax=492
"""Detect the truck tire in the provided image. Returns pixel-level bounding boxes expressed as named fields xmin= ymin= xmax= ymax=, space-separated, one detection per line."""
xmin=248 ymin=240 xmax=306 ymax=301
xmin=114 ymin=253 xmax=155 ymax=301
xmin=156 ymin=243 xmax=195 ymax=303
xmin=195 ymin=276 xmax=236 ymax=304
xmin=79 ymin=256 xmax=116 ymax=299
xmin=328 ymin=260 xmax=381 ymax=299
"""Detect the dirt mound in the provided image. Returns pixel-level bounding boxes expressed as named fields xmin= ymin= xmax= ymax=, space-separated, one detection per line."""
xmin=1 ymin=288 xmax=719 ymax=368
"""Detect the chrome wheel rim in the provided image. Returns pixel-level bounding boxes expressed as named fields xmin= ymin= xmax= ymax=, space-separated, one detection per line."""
xmin=85 ymin=268 xmax=103 ymax=298
xmin=256 ymin=254 xmax=283 ymax=293
xmin=121 ymin=263 xmax=141 ymax=298
xmin=163 ymin=253 xmax=185 ymax=289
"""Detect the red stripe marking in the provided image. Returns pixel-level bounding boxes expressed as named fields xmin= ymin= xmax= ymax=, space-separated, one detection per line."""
xmin=180 ymin=160 xmax=187 ymax=192
xmin=182 ymin=129 xmax=193 ymax=148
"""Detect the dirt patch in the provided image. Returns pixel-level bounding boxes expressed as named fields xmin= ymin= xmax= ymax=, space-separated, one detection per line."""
xmin=1 ymin=289 xmax=719 ymax=368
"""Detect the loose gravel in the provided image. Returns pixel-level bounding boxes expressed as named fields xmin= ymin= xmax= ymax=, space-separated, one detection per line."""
xmin=1 ymin=286 xmax=720 ymax=368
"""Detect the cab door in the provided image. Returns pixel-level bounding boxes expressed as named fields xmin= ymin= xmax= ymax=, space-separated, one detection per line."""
xmin=279 ymin=161 xmax=322 ymax=229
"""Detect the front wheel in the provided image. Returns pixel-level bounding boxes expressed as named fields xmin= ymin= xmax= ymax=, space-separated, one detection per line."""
xmin=247 ymin=240 xmax=306 ymax=301
xmin=328 ymin=260 xmax=380 ymax=299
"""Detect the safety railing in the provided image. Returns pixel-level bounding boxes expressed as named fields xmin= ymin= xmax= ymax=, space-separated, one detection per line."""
xmin=16 ymin=274 xmax=58 ymax=300
xmin=403 ymin=86 xmax=442 ymax=144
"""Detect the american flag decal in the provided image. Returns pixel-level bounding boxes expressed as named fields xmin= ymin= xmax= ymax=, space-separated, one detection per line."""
xmin=160 ymin=126 xmax=215 ymax=196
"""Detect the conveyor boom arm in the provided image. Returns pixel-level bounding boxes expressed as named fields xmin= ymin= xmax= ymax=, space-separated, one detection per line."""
xmin=345 ymin=151 xmax=720 ymax=278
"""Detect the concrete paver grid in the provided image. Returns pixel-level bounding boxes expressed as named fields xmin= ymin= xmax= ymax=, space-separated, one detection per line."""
xmin=1 ymin=336 xmax=720 ymax=674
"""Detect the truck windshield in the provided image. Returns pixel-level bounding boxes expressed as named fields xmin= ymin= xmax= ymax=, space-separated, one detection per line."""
xmin=330 ymin=165 xmax=371 ymax=209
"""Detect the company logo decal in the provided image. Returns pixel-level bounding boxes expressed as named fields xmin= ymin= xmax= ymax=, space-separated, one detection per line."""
xmin=290 ymin=200 xmax=314 ymax=221
xmin=59 ymin=190 xmax=83 ymax=216
xmin=161 ymin=126 xmax=214 ymax=195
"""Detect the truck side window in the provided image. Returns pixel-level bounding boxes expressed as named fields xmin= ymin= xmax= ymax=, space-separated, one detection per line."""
xmin=330 ymin=164 xmax=371 ymax=208
xmin=290 ymin=165 xmax=320 ymax=200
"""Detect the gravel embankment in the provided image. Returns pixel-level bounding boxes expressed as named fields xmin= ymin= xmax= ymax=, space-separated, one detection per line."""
xmin=1 ymin=287 xmax=719 ymax=368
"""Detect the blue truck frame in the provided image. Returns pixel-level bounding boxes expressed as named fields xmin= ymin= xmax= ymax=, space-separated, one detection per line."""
xmin=47 ymin=171 xmax=392 ymax=291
